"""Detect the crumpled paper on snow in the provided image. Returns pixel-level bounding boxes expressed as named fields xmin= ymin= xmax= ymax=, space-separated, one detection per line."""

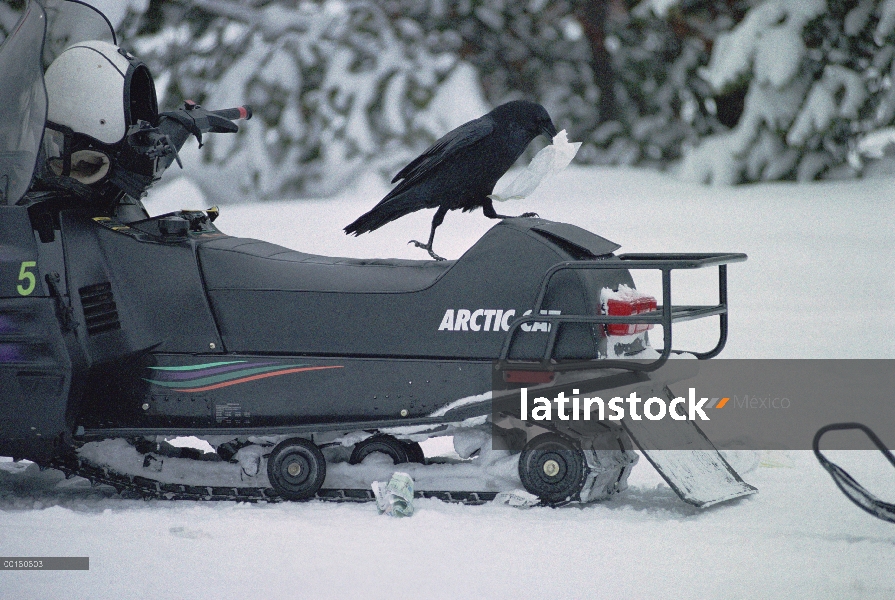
xmin=488 ymin=129 xmax=582 ymax=202
xmin=493 ymin=489 xmax=540 ymax=508
xmin=372 ymin=472 xmax=415 ymax=517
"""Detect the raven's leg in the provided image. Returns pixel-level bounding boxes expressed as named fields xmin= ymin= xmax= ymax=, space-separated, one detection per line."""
xmin=409 ymin=205 xmax=448 ymax=261
xmin=481 ymin=198 xmax=538 ymax=220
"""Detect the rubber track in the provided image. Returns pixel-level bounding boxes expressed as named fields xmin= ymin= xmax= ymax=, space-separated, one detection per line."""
xmin=49 ymin=456 xmax=499 ymax=505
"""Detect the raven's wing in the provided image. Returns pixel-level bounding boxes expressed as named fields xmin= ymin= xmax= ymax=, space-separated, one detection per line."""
xmin=344 ymin=115 xmax=494 ymax=236
xmin=391 ymin=116 xmax=494 ymax=187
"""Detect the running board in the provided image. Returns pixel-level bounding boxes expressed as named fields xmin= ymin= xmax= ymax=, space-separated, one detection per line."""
xmin=316 ymin=489 xmax=498 ymax=505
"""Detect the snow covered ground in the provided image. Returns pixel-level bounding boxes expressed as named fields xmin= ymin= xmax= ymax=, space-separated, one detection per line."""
xmin=2 ymin=166 xmax=893 ymax=598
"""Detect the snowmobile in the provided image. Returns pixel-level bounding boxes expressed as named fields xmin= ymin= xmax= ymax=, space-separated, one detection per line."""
xmin=0 ymin=0 xmax=755 ymax=507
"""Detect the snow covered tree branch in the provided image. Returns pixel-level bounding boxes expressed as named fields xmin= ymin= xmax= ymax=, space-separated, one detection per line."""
xmin=131 ymin=0 xmax=487 ymax=200
xmin=681 ymin=0 xmax=895 ymax=184
xmin=6 ymin=0 xmax=894 ymax=196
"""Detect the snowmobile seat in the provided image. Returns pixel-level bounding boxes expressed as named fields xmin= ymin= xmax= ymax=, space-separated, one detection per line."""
xmin=197 ymin=237 xmax=455 ymax=294
xmin=194 ymin=219 xmax=622 ymax=356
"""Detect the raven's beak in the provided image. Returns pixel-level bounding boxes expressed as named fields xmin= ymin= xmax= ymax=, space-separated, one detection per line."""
xmin=541 ymin=120 xmax=558 ymax=140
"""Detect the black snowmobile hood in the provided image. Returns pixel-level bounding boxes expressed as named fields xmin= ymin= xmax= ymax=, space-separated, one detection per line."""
xmin=0 ymin=2 xmax=47 ymax=205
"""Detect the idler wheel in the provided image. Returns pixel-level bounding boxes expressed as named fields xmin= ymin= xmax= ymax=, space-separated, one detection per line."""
xmin=402 ymin=441 xmax=426 ymax=464
xmin=518 ymin=433 xmax=587 ymax=505
xmin=349 ymin=434 xmax=410 ymax=465
xmin=266 ymin=438 xmax=326 ymax=500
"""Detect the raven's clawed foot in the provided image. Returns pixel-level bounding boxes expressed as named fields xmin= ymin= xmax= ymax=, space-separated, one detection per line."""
xmin=519 ymin=212 xmax=539 ymax=218
xmin=409 ymin=240 xmax=446 ymax=261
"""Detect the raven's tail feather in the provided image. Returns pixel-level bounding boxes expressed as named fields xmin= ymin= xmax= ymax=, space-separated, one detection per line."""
xmin=343 ymin=194 xmax=426 ymax=236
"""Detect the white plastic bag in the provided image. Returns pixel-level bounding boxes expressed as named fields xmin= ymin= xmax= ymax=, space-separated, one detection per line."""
xmin=489 ymin=129 xmax=582 ymax=202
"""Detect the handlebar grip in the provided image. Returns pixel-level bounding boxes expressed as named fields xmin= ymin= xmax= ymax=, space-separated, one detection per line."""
xmin=210 ymin=106 xmax=253 ymax=121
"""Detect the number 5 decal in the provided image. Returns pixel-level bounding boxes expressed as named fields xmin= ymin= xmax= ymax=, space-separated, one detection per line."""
xmin=17 ymin=261 xmax=37 ymax=296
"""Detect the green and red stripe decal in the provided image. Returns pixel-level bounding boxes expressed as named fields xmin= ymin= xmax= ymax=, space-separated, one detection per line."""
xmin=144 ymin=360 xmax=342 ymax=393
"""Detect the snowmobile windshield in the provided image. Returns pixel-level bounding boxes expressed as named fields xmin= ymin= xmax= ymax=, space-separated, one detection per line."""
xmin=40 ymin=0 xmax=117 ymax=66
xmin=0 ymin=0 xmax=117 ymax=205
xmin=0 ymin=1 xmax=47 ymax=205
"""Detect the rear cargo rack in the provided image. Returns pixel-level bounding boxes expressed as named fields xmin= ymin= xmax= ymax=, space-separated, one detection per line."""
xmin=498 ymin=252 xmax=747 ymax=373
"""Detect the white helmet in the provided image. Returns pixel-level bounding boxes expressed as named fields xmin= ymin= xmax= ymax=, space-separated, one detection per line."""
xmin=40 ymin=40 xmax=159 ymax=199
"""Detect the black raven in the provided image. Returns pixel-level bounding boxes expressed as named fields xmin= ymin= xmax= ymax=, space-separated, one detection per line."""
xmin=344 ymin=100 xmax=558 ymax=260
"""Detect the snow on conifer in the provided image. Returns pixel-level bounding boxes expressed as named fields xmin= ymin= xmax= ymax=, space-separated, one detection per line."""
xmin=681 ymin=0 xmax=895 ymax=184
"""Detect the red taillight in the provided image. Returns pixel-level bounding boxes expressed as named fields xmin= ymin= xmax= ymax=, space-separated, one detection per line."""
xmin=503 ymin=370 xmax=556 ymax=384
xmin=604 ymin=295 xmax=657 ymax=336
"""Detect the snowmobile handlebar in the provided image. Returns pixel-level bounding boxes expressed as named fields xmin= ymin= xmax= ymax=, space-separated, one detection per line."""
xmin=141 ymin=101 xmax=253 ymax=175
xmin=208 ymin=105 xmax=253 ymax=121
xmin=162 ymin=100 xmax=253 ymax=136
